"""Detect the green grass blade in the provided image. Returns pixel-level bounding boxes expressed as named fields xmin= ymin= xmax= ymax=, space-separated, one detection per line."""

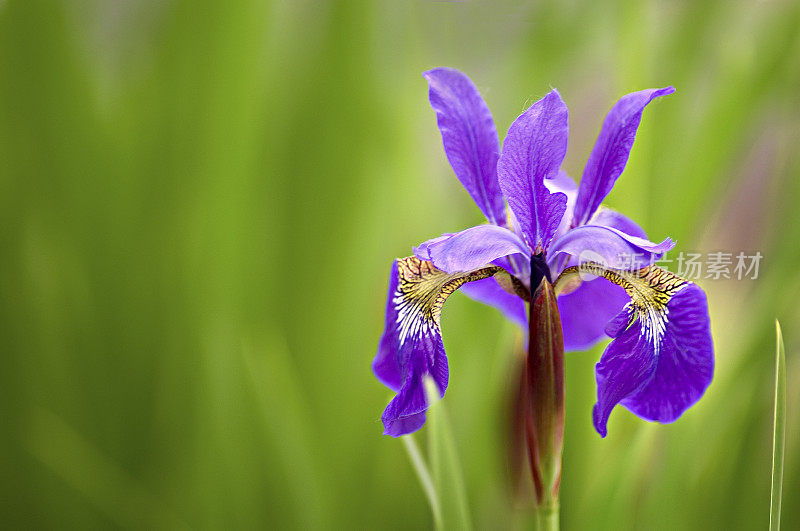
xmin=26 ymin=408 xmax=189 ymax=529
xmin=425 ymin=378 xmax=473 ymax=531
xmin=770 ymin=320 xmax=786 ymax=531
xmin=402 ymin=435 xmax=443 ymax=531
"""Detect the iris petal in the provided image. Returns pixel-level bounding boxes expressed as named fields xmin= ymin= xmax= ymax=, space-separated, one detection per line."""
xmin=573 ymin=87 xmax=675 ymax=226
xmin=423 ymin=68 xmax=507 ymax=225
xmin=497 ymin=90 xmax=569 ymax=251
xmin=545 ymin=170 xmax=578 ymax=195
xmin=557 ymin=277 xmax=629 ymax=351
xmin=556 ymin=207 xmax=653 ymax=351
xmin=590 ymin=206 xmax=648 ymax=239
xmin=593 ymin=283 xmax=713 ymax=436
xmin=554 ymin=263 xmax=713 ymax=437
xmin=546 ymin=171 xmax=578 ymax=242
xmin=460 ymin=277 xmax=527 ymax=328
xmin=372 ymin=257 xmax=504 ymax=437
xmin=618 ymin=284 xmax=714 ymax=424
xmin=373 ymin=261 xmax=404 ymax=392
xmin=549 ymin=224 xmax=674 ymax=270
xmin=414 ymin=224 xmax=530 ymax=274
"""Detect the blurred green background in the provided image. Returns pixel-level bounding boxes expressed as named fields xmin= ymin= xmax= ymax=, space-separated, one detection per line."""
xmin=1 ymin=0 xmax=798 ymax=529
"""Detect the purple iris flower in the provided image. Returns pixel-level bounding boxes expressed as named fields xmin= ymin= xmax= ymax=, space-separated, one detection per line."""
xmin=373 ymin=67 xmax=714 ymax=438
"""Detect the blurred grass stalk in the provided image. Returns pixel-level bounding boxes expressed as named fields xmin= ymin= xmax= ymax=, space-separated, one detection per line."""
xmin=401 ymin=436 xmax=442 ymax=530
xmin=770 ymin=320 xmax=786 ymax=531
xmin=401 ymin=379 xmax=473 ymax=531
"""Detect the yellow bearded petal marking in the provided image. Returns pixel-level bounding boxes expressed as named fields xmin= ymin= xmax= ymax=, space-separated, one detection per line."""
xmin=555 ymin=263 xmax=689 ymax=354
xmin=393 ymin=256 xmax=502 ymax=346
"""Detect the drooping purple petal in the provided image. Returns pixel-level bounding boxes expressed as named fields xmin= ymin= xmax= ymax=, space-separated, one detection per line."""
xmin=557 ymin=277 xmax=629 ymax=351
xmin=380 ymin=330 xmax=448 ymax=437
xmin=619 ymin=284 xmax=714 ymax=424
xmin=423 ymin=68 xmax=507 ymax=225
xmin=592 ymin=282 xmax=713 ymax=437
xmin=372 ymin=259 xmax=451 ymax=436
xmin=573 ymin=87 xmax=675 ymax=226
xmin=497 ymin=90 xmax=569 ymax=251
xmin=460 ymin=277 xmax=527 ymax=328
xmin=373 ymin=257 xmax=504 ymax=437
xmin=373 ymin=261 xmax=404 ymax=392
xmin=414 ymin=224 xmax=530 ymax=274
xmin=591 ymin=307 xmax=654 ymax=438
xmin=549 ymin=224 xmax=674 ymax=270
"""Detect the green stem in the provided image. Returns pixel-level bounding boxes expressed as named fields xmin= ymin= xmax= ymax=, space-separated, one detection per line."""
xmin=770 ymin=320 xmax=786 ymax=531
xmin=401 ymin=435 xmax=443 ymax=531
xmin=535 ymin=500 xmax=559 ymax=531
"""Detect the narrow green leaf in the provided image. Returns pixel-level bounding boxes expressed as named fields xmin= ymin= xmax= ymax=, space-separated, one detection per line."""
xmin=402 ymin=435 xmax=443 ymax=531
xmin=770 ymin=319 xmax=786 ymax=531
xmin=425 ymin=378 xmax=473 ymax=531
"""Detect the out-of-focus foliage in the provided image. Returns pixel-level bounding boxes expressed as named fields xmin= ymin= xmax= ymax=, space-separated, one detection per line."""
xmin=0 ymin=0 xmax=798 ymax=529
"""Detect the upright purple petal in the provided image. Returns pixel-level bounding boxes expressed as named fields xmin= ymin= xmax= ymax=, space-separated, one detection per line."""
xmin=549 ymin=224 xmax=674 ymax=270
xmin=557 ymin=277 xmax=629 ymax=351
xmin=497 ymin=90 xmax=569 ymax=251
xmin=460 ymin=277 xmax=527 ymax=328
xmin=424 ymin=68 xmax=506 ymax=225
xmin=573 ymin=87 xmax=675 ymax=226
xmin=372 ymin=257 xmax=504 ymax=436
xmin=545 ymin=170 xmax=578 ymax=195
xmin=546 ymin=171 xmax=578 ymax=242
xmin=414 ymin=224 xmax=530 ymax=274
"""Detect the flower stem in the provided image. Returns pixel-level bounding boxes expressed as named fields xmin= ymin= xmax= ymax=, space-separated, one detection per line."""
xmin=526 ymin=278 xmax=565 ymax=507
xmin=535 ymin=500 xmax=559 ymax=531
